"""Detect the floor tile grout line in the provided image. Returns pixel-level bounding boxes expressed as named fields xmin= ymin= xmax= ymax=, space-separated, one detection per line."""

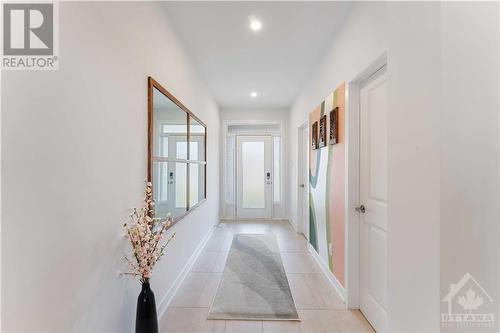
xmin=164 ymin=221 xmax=371 ymax=332
xmin=169 ymin=304 xmax=214 ymax=309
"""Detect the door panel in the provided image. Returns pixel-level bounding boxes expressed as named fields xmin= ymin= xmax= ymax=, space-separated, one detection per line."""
xmin=359 ymin=65 xmax=388 ymax=332
xmin=241 ymin=141 xmax=265 ymax=209
xmin=236 ymin=136 xmax=272 ymax=218
xmin=368 ymin=227 xmax=387 ymax=308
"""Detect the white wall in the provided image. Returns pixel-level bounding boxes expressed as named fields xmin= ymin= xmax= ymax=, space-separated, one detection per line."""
xmin=287 ymin=2 xmax=387 ymax=230
xmin=288 ymin=2 xmax=499 ymax=332
xmin=387 ymin=3 xmax=499 ymax=331
xmin=1 ymin=2 xmax=220 ymax=332
xmin=386 ymin=3 xmax=441 ymax=330
xmin=439 ymin=1 xmax=499 ymax=329
xmin=221 ymin=108 xmax=288 ymax=122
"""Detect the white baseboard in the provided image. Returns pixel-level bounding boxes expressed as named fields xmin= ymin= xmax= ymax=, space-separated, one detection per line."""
xmin=156 ymin=226 xmax=215 ymax=319
xmin=308 ymin=243 xmax=346 ymax=302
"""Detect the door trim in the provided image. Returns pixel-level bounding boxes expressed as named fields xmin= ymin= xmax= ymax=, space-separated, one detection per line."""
xmin=222 ymin=120 xmax=286 ymax=220
xmin=345 ymin=51 xmax=387 ymax=310
xmin=297 ymin=120 xmax=309 ymax=238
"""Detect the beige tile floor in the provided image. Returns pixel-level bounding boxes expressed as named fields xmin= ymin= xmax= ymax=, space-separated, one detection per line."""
xmin=160 ymin=220 xmax=374 ymax=333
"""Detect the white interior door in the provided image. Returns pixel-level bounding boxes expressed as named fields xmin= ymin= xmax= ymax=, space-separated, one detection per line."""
xmin=359 ymin=65 xmax=388 ymax=332
xmin=298 ymin=124 xmax=309 ymax=239
xmin=236 ymin=136 xmax=272 ymax=218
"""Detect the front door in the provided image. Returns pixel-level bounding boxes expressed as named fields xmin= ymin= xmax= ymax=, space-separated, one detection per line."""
xmin=359 ymin=65 xmax=388 ymax=332
xmin=236 ymin=136 xmax=272 ymax=219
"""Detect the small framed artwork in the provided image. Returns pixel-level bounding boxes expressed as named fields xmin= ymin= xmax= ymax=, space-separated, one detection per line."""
xmin=329 ymin=107 xmax=339 ymax=145
xmin=311 ymin=121 xmax=318 ymax=150
xmin=319 ymin=115 xmax=327 ymax=148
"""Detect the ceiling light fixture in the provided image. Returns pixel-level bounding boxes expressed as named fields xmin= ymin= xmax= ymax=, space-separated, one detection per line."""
xmin=250 ymin=91 xmax=258 ymax=98
xmin=249 ymin=16 xmax=262 ymax=32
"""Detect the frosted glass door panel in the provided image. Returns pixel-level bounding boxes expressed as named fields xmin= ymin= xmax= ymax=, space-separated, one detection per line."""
xmin=175 ymin=163 xmax=187 ymax=211
xmin=241 ymin=142 xmax=265 ymax=209
xmin=236 ymin=136 xmax=272 ymax=218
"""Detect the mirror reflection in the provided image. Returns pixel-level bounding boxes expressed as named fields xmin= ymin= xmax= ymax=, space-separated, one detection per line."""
xmin=152 ymin=87 xmax=188 ymax=219
xmin=149 ymin=78 xmax=207 ymax=223
xmin=188 ymin=116 xmax=206 ymax=208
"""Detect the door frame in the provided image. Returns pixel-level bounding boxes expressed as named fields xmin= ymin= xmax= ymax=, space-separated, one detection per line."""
xmin=345 ymin=51 xmax=387 ymax=309
xmin=297 ymin=120 xmax=309 ymax=238
xmin=222 ymin=120 xmax=286 ymax=220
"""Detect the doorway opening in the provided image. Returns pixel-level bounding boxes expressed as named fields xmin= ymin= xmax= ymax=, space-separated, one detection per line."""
xmin=346 ymin=53 xmax=387 ymax=333
xmin=297 ymin=121 xmax=309 ymax=239
xmin=222 ymin=121 xmax=285 ymax=220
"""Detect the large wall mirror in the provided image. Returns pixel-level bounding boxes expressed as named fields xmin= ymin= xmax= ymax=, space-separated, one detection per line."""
xmin=148 ymin=77 xmax=207 ymax=224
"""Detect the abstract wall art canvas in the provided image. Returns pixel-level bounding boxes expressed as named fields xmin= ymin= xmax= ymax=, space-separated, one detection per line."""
xmin=311 ymin=121 xmax=318 ymax=150
xmin=319 ymin=115 xmax=327 ymax=148
xmin=309 ymin=83 xmax=346 ymax=287
xmin=329 ymin=107 xmax=339 ymax=145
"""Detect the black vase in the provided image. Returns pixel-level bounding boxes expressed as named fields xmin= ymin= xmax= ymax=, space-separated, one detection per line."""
xmin=135 ymin=279 xmax=158 ymax=333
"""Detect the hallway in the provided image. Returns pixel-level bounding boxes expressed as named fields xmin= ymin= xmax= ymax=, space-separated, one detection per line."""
xmin=2 ymin=1 xmax=499 ymax=332
xmin=161 ymin=221 xmax=373 ymax=333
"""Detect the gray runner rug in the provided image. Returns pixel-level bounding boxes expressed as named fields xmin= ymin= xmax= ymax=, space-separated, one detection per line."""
xmin=208 ymin=234 xmax=299 ymax=321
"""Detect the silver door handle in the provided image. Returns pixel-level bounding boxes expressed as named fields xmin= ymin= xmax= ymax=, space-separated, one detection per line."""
xmin=355 ymin=205 xmax=366 ymax=214
xmin=299 ymin=184 xmax=305 ymax=188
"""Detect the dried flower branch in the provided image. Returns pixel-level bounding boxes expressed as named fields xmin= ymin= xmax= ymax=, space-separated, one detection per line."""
xmin=122 ymin=181 xmax=175 ymax=283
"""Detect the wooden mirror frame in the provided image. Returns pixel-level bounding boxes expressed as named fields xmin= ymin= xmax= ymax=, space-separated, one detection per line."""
xmin=147 ymin=76 xmax=207 ymax=225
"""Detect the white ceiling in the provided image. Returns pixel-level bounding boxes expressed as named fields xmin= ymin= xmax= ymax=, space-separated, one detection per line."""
xmin=164 ymin=2 xmax=353 ymax=109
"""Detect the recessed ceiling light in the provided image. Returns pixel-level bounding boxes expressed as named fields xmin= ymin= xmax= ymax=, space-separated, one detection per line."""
xmin=249 ymin=16 xmax=262 ymax=32
xmin=250 ymin=91 xmax=258 ymax=98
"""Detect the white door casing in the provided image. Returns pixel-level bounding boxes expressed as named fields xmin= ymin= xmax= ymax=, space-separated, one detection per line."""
xmin=236 ymin=136 xmax=272 ymax=218
xmin=359 ymin=65 xmax=388 ymax=332
xmin=298 ymin=123 xmax=310 ymax=239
